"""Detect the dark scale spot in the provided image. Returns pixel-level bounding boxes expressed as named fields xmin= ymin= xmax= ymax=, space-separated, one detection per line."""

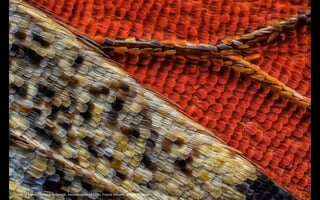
xmin=32 ymin=32 xmax=50 ymax=47
xmin=88 ymin=145 xmax=99 ymax=157
xmin=80 ymin=103 xmax=92 ymax=120
xmin=146 ymin=139 xmax=155 ymax=149
xmin=10 ymin=83 xmax=27 ymax=97
xmin=37 ymin=84 xmax=55 ymax=97
xmin=59 ymin=122 xmax=71 ymax=130
xmin=80 ymin=110 xmax=92 ymax=120
xmin=131 ymin=129 xmax=140 ymax=138
xmin=14 ymin=31 xmax=27 ymax=40
xmin=150 ymin=130 xmax=159 ymax=139
xmin=146 ymin=130 xmax=158 ymax=149
xmin=71 ymin=56 xmax=84 ymax=68
xmin=161 ymin=138 xmax=172 ymax=153
xmin=10 ymin=43 xmax=20 ymax=52
xmin=120 ymin=126 xmax=140 ymax=138
xmin=24 ymin=47 xmax=43 ymax=65
xmin=34 ymin=127 xmax=47 ymax=136
xmin=235 ymin=182 xmax=251 ymax=193
xmin=174 ymin=137 xmax=185 ymax=146
xmin=75 ymin=56 xmax=84 ymax=64
xmin=44 ymin=89 xmax=55 ymax=98
xmin=60 ymin=105 xmax=69 ymax=112
xmin=89 ymin=86 xmax=110 ymax=96
xmin=111 ymin=98 xmax=124 ymax=111
xmin=119 ymin=82 xmax=130 ymax=92
xmin=33 ymin=108 xmax=42 ymax=115
xmin=115 ymin=171 xmax=126 ymax=181
xmin=82 ymin=181 xmax=93 ymax=191
xmin=119 ymin=126 xmax=131 ymax=135
xmin=48 ymin=106 xmax=59 ymax=120
xmin=175 ymin=159 xmax=187 ymax=169
xmin=37 ymin=84 xmax=48 ymax=93
xmin=43 ymin=180 xmax=62 ymax=193
xmin=174 ymin=157 xmax=193 ymax=176
xmin=83 ymin=136 xmax=94 ymax=146
xmin=142 ymin=153 xmax=157 ymax=171
xmin=18 ymin=86 xmax=27 ymax=97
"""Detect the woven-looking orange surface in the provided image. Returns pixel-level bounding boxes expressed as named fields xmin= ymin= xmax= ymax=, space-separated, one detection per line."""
xmin=25 ymin=0 xmax=311 ymax=199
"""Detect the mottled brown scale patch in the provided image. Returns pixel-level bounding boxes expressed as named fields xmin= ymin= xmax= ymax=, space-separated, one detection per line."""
xmin=142 ymin=153 xmax=157 ymax=171
xmin=191 ymin=146 xmax=201 ymax=158
xmin=59 ymin=122 xmax=71 ymax=130
xmin=110 ymin=81 xmax=120 ymax=89
xmin=110 ymin=158 xmax=122 ymax=169
xmin=130 ymin=129 xmax=140 ymax=138
xmin=10 ymin=83 xmax=27 ymax=97
xmin=79 ymin=103 xmax=92 ymax=120
xmin=37 ymin=84 xmax=55 ymax=98
xmin=120 ymin=126 xmax=131 ymax=135
xmin=119 ymin=126 xmax=140 ymax=138
xmin=89 ymin=85 xmax=110 ymax=96
xmin=119 ymin=81 xmax=130 ymax=92
xmin=174 ymin=137 xmax=185 ymax=146
xmin=82 ymin=136 xmax=94 ymax=146
xmin=145 ymin=130 xmax=158 ymax=149
xmin=115 ymin=171 xmax=126 ymax=181
xmin=150 ymin=130 xmax=159 ymax=139
xmin=23 ymin=46 xmax=44 ymax=64
xmin=17 ymin=104 xmax=33 ymax=115
xmin=59 ymin=73 xmax=71 ymax=85
xmin=68 ymin=76 xmax=79 ymax=86
xmin=161 ymin=138 xmax=172 ymax=153
xmin=74 ymin=56 xmax=84 ymax=64
xmin=111 ymin=98 xmax=124 ymax=111
xmin=14 ymin=31 xmax=27 ymax=40
xmin=146 ymin=139 xmax=155 ymax=149
xmin=32 ymin=32 xmax=50 ymax=47
xmin=174 ymin=156 xmax=193 ymax=176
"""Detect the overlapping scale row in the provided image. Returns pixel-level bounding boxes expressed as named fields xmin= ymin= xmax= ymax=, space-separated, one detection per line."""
xmin=253 ymin=25 xmax=311 ymax=98
xmin=9 ymin=1 xmax=298 ymax=199
xmin=25 ymin=0 xmax=310 ymax=44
